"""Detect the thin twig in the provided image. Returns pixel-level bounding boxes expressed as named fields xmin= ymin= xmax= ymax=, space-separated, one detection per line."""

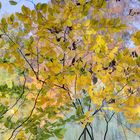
xmin=36 ymin=42 xmax=40 ymax=76
xmin=78 ymin=127 xmax=86 ymax=140
xmin=8 ymin=85 xmax=44 ymax=140
xmin=120 ymin=123 xmax=128 ymax=140
xmin=103 ymin=112 xmax=115 ymax=140
xmin=113 ymin=115 xmax=140 ymax=138
xmin=0 ymin=73 xmax=26 ymax=117
xmin=88 ymin=123 xmax=94 ymax=140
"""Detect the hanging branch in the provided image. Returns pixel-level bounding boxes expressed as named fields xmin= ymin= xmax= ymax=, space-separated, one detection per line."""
xmin=8 ymin=84 xmax=44 ymax=140
xmin=120 ymin=123 xmax=128 ymax=140
xmin=0 ymin=73 xmax=27 ymax=117
xmin=9 ymin=91 xmax=31 ymax=120
xmin=103 ymin=112 xmax=115 ymax=140
xmin=113 ymin=115 xmax=140 ymax=138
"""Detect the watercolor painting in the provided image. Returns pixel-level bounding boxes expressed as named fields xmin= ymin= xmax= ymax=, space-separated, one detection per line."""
xmin=0 ymin=0 xmax=139 ymax=140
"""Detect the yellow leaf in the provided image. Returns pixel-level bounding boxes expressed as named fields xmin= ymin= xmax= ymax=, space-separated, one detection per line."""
xmin=66 ymin=19 xmax=72 ymax=26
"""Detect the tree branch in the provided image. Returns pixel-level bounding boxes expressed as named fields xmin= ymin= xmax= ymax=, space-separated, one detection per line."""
xmin=78 ymin=127 xmax=86 ymax=140
xmin=0 ymin=73 xmax=26 ymax=117
xmin=103 ymin=112 xmax=115 ymax=140
xmin=8 ymin=85 xmax=44 ymax=140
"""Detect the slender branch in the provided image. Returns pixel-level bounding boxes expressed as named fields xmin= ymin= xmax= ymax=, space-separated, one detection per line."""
xmin=12 ymin=128 xmax=24 ymax=140
xmin=103 ymin=113 xmax=115 ymax=140
xmin=88 ymin=123 xmax=94 ymax=140
xmin=77 ymin=99 xmax=84 ymax=114
xmin=68 ymin=91 xmax=77 ymax=109
xmin=78 ymin=99 xmax=94 ymax=139
xmin=115 ymin=83 xmax=127 ymax=95
xmin=85 ymin=126 xmax=94 ymax=140
xmin=64 ymin=26 xmax=68 ymax=42
xmin=18 ymin=48 xmax=38 ymax=78
xmin=3 ymin=31 xmax=46 ymax=85
xmin=62 ymin=53 xmax=66 ymax=67
xmin=10 ymin=91 xmax=30 ymax=120
xmin=3 ymin=31 xmax=16 ymax=45
xmin=0 ymin=73 xmax=26 ymax=117
xmin=78 ymin=127 xmax=86 ymax=140
xmin=18 ymin=48 xmax=47 ymax=84
xmin=36 ymin=43 xmax=40 ymax=76
xmin=92 ymin=98 xmax=105 ymax=116
xmin=54 ymin=84 xmax=78 ymax=109
xmin=8 ymin=85 xmax=44 ymax=140
xmin=84 ymin=128 xmax=86 ymax=140
xmin=120 ymin=123 xmax=128 ymax=140
xmin=77 ymin=101 xmax=94 ymax=140
xmin=113 ymin=115 xmax=140 ymax=138
xmin=9 ymin=74 xmax=27 ymax=110
xmin=104 ymin=118 xmax=109 ymax=140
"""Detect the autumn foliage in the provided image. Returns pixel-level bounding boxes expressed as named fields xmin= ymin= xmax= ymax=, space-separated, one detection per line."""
xmin=0 ymin=0 xmax=139 ymax=140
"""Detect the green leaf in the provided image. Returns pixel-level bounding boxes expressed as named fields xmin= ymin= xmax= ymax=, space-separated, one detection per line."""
xmin=10 ymin=14 xmax=15 ymax=21
xmin=37 ymin=12 xmax=44 ymax=24
xmin=66 ymin=19 xmax=72 ymax=26
xmin=36 ymin=3 xmax=42 ymax=10
xmin=41 ymin=133 xmax=53 ymax=139
xmin=132 ymin=31 xmax=140 ymax=46
xmin=54 ymin=128 xmax=66 ymax=139
xmin=1 ymin=18 xmax=7 ymax=25
xmin=0 ymin=104 xmax=8 ymax=115
xmin=4 ymin=117 xmax=15 ymax=129
xmin=76 ymin=106 xmax=82 ymax=116
xmin=41 ymin=3 xmax=48 ymax=13
xmin=30 ymin=126 xmax=37 ymax=135
xmin=22 ymin=5 xmax=31 ymax=14
xmin=9 ymin=0 xmax=17 ymax=5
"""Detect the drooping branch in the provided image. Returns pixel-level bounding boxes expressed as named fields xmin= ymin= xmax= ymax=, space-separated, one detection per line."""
xmin=9 ymin=91 xmax=30 ymax=120
xmin=18 ymin=48 xmax=38 ymax=79
xmin=0 ymin=73 xmax=27 ymax=117
xmin=120 ymin=123 xmax=128 ymax=140
xmin=8 ymin=84 xmax=44 ymax=140
xmin=9 ymin=73 xmax=27 ymax=110
xmin=113 ymin=115 xmax=140 ymax=138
